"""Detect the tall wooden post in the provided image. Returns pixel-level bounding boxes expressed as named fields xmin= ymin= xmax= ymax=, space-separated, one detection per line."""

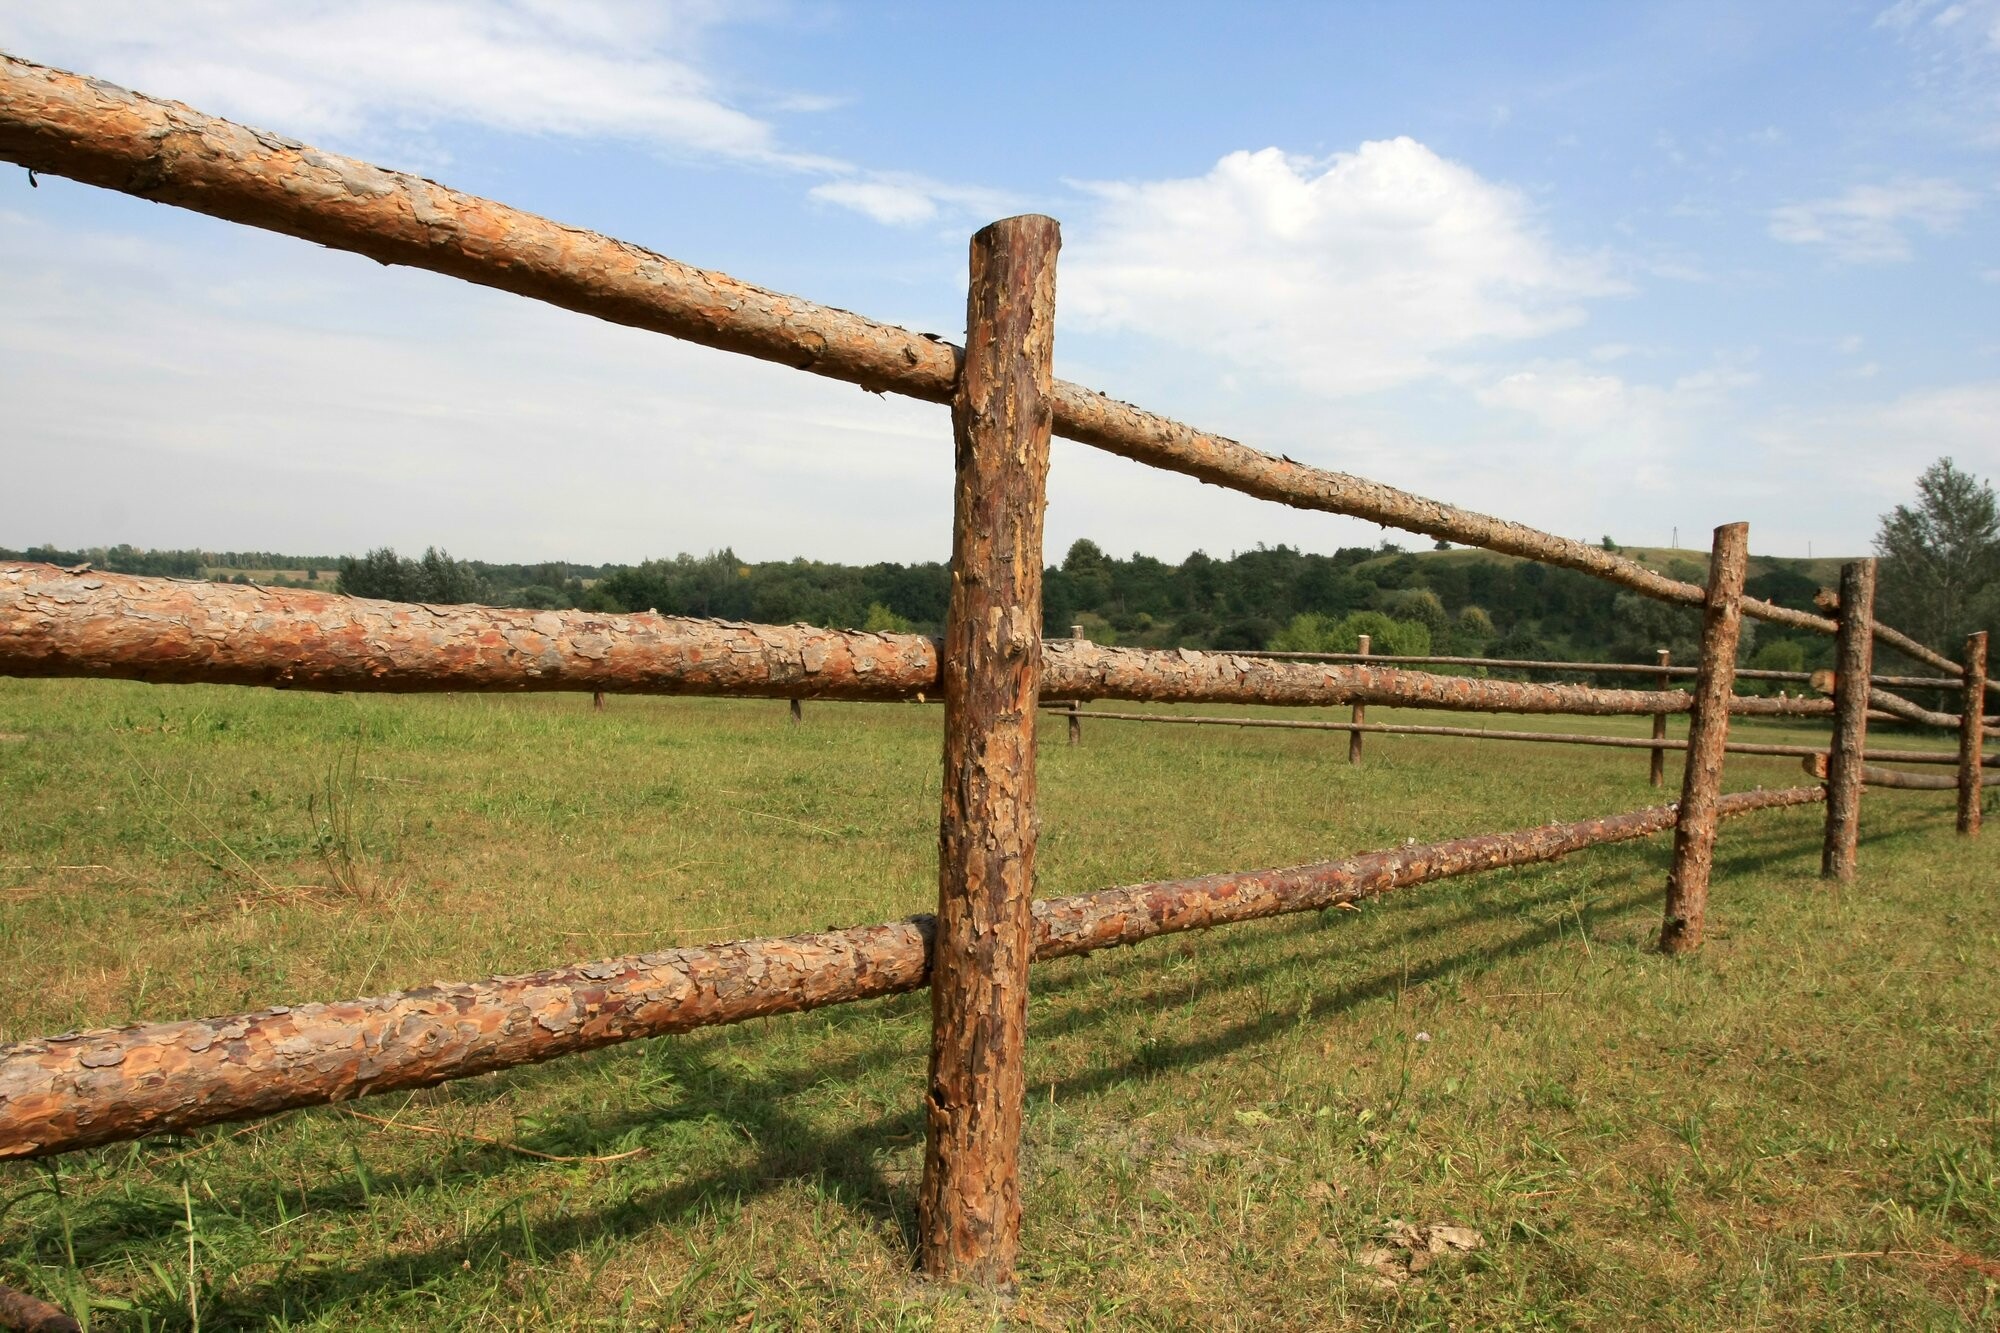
xmin=1659 ymin=523 xmax=1749 ymax=955
xmin=1960 ymin=631 xmax=1988 ymax=836
xmin=1348 ymin=633 xmax=1370 ymax=765
xmin=1649 ymin=648 xmax=1671 ymax=787
xmin=1821 ymin=560 xmax=1876 ymax=881
xmin=918 ymin=215 xmax=1059 ymax=1287
xmin=1068 ymin=627 xmax=1085 ymax=747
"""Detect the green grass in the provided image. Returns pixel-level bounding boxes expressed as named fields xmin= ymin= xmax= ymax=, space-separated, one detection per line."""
xmin=0 ymin=679 xmax=1994 ymax=1329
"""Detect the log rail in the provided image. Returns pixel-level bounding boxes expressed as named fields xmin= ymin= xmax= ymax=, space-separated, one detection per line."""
xmin=0 ymin=786 xmax=1823 ymax=1164
xmin=0 ymin=50 xmax=1953 ymax=664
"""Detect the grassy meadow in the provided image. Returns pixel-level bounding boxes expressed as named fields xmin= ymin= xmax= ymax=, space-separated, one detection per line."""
xmin=0 ymin=677 xmax=1994 ymax=1329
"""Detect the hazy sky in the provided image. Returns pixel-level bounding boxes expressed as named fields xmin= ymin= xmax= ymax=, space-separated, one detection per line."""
xmin=1 ymin=1 xmax=1995 ymax=565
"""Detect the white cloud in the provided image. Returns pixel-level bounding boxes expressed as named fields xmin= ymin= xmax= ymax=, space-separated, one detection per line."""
xmin=0 ymin=1 xmax=828 ymax=167
xmin=1062 ymin=142 xmax=1621 ymax=398
xmin=808 ymin=173 xmax=1020 ymax=228
xmin=1768 ymin=177 xmax=1978 ymax=262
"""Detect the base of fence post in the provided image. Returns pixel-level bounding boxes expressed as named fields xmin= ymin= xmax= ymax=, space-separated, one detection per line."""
xmin=1660 ymin=523 xmax=1748 ymax=955
xmin=592 ymin=690 xmax=604 ymax=711
xmin=917 ymin=214 xmax=1058 ymax=1289
xmin=1349 ymin=633 xmax=1370 ymax=765
xmin=789 ymin=697 xmax=803 ymax=726
xmin=1959 ymin=631 xmax=1988 ymax=836
xmin=1821 ymin=561 xmax=1876 ymax=880
xmin=1068 ymin=700 xmax=1083 ymax=747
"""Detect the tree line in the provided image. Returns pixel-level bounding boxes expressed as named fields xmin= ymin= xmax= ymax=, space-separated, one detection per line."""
xmin=9 ymin=458 xmax=1991 ymax=675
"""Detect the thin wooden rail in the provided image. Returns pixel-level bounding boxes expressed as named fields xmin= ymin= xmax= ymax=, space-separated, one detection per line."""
xmin=1031 ymin=707 xmax=1979 ymax=766
xmin=1236 ymin=650 xmax=1960 ymax=691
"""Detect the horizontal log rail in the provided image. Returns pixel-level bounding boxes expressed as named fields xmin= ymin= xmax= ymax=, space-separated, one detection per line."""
xmin=1801 ymin=753 xmax=1999 ymax=792
xmin=1 ymin=563 xmax=1841 ymax=719
xmin=1805 ymin=670 xmax=1996 ymax=737
xmin=1236 ymin=650 xmax=1961 ymax=691
xmin=1041 ymin=706 xmax=1983 ymax=765
xmin=0 ymin=54 xmax=1861 ymax=649
xmin=0 ymin=786 xmax=1822 ymax=1162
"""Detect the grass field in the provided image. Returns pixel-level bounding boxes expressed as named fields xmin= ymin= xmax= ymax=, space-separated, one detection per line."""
xmin=0 ymin=678 xmax=1994 ymax=1329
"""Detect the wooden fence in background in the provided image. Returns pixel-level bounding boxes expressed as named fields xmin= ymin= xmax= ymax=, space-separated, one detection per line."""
xmin=0 ymin=51 xmax=1992 ymax=1308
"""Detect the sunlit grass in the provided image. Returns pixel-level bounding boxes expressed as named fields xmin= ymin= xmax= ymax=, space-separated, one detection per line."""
xmin=1 ymin=678 xmax=1992 ymax=1328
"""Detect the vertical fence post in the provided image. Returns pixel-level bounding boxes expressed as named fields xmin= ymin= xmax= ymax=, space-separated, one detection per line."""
xmin=789 ymin=697 xmax=803 ymax=726
xmin=1649 ymin=647 xmax=1671 ymax=787
xmin=1821 ymin=560 xmax=1876 ymax=881
xmin=1068 ymin=627 xmax=1086 ymax=747
xmin=918 ymin=214 xmax=1059 ymax=1287
xmin=1959 ymin=630 xmax=1988 ymax=836
xmin=1659 ymin=522 xmax=1749 ymax=955
xmin=1348 ymin=633 xmax=1370 ymax=765
xmin=591 ymin=690 xmax=604 ymax=711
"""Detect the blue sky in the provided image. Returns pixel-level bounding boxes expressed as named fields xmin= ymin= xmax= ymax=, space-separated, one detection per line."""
xmin=1 ymin=1 xmax=1994 ymax=566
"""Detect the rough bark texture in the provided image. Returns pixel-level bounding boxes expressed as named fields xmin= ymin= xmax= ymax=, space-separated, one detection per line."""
xmin=1962 ymin=633 xmax=1989 ymax=835
xmin=5 ymin=563 xmax=1841 ymax=719
xmin=1650 ymin=648 xmax=1672 ymax=788
xmin=1036 ymin=707 xmax=1974 ymax=764
xmin=0 ymin=1284 xmax=78 ymax=1333
xmin=1809 ymin=671 xmax=1987 ymax=735
xmin=1822 ymin=562 xmax=1877 ymax=882
xmin=1660 ymin=524 xmax=1749 ymax=955
xmin=1802 ymin=752 xmax=1997 ymax=792
xmin=1349 ymin=634 xmax=1370 ymax=765
xmin=0 ymin=787 xmax=1822 ymax=1163
xmin=0 ymin=54 xmax=1831 ymax=639
xmin=918 ymin=216 xmax=1058 ymax=1287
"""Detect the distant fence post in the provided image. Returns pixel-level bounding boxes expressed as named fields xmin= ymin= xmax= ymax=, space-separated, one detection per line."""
xmin=1960 ymin=630 xmax=1988 ymax=836
xmin=592 ymin=690 xmax=604 ymax=711
xmin=1349 ymin=633 xmax=1370 ymax=765
xmin=1069 ymin=626 xmax=1085 ymax=746
xmin=1660 ymin=522 xmax=1749 ymax=954
xmin=1649 ymin=648 xmax=1671 ymax=787
xmin=789 ymin=697 xmax=803 ymax=726
xmin=918 ymin=214 xmax=1059 ymax=1288
xmin=1821 ymin=560 xmax=1876 ymax=881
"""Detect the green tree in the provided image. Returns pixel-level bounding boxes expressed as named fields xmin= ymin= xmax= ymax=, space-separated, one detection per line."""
xmin=1873 ymin=457 xmax=2000 ymax=651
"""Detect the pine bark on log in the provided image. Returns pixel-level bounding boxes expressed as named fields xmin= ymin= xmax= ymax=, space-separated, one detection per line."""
xmin=0 ymin=1283 xmax=79 ymax=1333
xmin=1962 ymin=632 xmax=1989 ymax=835
xmin=1822 ymin=562 xmax=1877 ymax=882
xmin=0 ymin=787 xmax=1823 ymax=1163
xmin=1660 ymin=524 xmax=1749 ymax=954
xmin=0 ymin=54 xmax=1841 ymax=642
xmin=918 ymin=215 xmax=1058 ymax=1286
xmin=3 ymin=563 xmax=1844 ymax=719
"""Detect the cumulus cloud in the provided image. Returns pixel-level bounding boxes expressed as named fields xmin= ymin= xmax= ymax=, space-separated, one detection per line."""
xmin=1769 ymin=177 xmax=1979 ymax=262
xmin=1063 ymin=141 xmax=1620 ymax=397
xmin=0 ymin=1 xmax=831 ymax=166
xmin=808 ymin=173 xmax=1020 ymax=228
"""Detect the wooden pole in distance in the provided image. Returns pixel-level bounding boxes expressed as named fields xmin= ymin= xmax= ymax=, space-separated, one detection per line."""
xmin=918 ymin=215 xmax=1059 ymax=1287
xmin=1068 ymin=626 xmax=1085 ymax=746
xmin=789 ymin=697 xmax=803 ymax=725
xmin=1660 ymin=523 xmax=1749 ymax=954
xmin=1821 ymin=560 xmax=1876 ymax=881
xmin=591 ymin=690 xmax=604 ymax=711
xmin=1649 ymin=648 xmax=1671 ymax=787
xmin=1349 ymin=633 xmax=1370 ymax=765
xmin=1960 ymin=631 xmax=1989 ymax=836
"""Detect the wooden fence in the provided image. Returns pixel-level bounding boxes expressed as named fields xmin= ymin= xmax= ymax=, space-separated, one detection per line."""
xmin=0 ymin=51 xmax=1993 ymax=1307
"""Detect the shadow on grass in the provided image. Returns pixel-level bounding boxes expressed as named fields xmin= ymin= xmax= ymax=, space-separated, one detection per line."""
xmin=21 ymin=804 xmax=1938 ymax=1322
xmin=115 ymin=871 xmax=1673 ymax=1324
